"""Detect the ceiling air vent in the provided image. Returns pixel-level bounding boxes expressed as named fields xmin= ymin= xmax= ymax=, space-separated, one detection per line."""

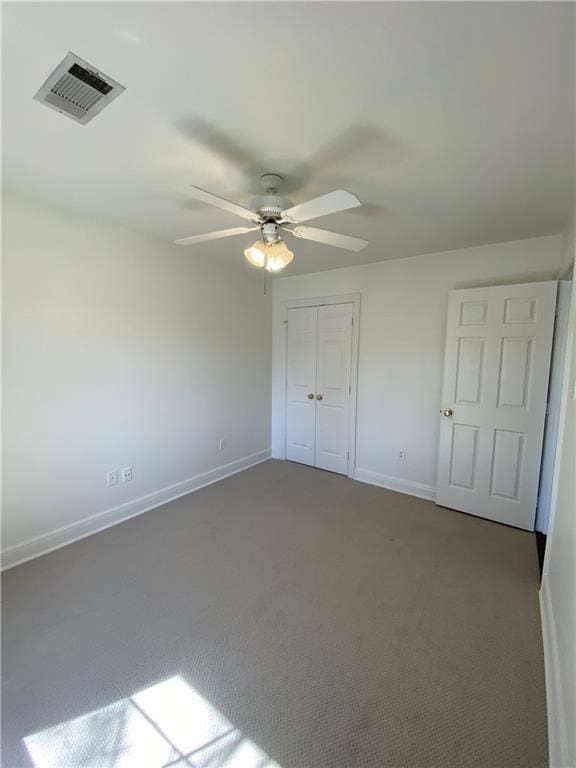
xmin=33 ymin=52 xmax=125 ymax=125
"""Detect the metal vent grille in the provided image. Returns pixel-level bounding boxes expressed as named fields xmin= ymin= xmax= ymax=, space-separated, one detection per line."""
xmin=34 ymin=53 xmax=125 ymax=125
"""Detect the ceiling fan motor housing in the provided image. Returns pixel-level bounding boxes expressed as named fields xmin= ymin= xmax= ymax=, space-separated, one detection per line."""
xmin=252 ymin=173 xmax=292 ymax=223
xmin=261 ymin=220 xmax=281 ymax=244
xmin=250 ymin=194 xmax=293 ymax=222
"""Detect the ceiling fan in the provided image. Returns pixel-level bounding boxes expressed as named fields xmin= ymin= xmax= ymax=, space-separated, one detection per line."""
xmin=174 ymin=173 xmax=369 ymax=273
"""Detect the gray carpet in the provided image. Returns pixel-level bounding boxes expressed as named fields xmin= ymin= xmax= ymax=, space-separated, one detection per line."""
xmin=2 ymin=460 xmax=547 ymax=768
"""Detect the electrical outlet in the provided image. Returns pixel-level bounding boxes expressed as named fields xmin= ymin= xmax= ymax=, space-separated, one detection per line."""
xmin=218 ymin=438 xmax=227 ymax=451
xmin=121 ymin=466 xmax=133 ymax=483
xmin=398 ymin=450 xmax=407 ymax=461
xmin=107 ymin=470 xmax=118 ymax=487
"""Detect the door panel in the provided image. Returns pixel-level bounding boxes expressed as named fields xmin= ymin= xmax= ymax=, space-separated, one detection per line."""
xmin=436 ymin=281 xmax=557 ymax=530
xmin=449 ymin=423 xmax=479 ymax=490
xmin=497 ymin=337 xmax=532 ymax=408
xmin=455 ymin=338 xmax=485 ymax=404
xmin=286 ymin=307 xmax=317 ymax=466
xmin=314 ymin=304 xmax=353 ymax=475
xmin=503 ymin=296 xmax=537 ymax=324
xmin=460 ymin=300 xmax=488 ymax=325
xmin=490 ymin=429 xmax=524 ymax=500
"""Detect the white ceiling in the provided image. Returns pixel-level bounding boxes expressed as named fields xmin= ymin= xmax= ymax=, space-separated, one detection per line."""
xmin=3 ymin=2 xmax=574 ymax=275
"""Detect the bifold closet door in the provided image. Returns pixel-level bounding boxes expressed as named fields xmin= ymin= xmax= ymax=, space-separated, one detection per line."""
xmin=314 ymin=303 xmax=353 ymax=474
xmin=286 ymin=306 xmax=318 ymax=466
xmin=285 ymin=303 xmax=353 ymax=475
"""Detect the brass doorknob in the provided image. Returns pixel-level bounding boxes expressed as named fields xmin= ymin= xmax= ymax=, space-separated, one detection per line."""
xmin=316 ymin=394 xmax=323 ymax=401
xmin=443 ymin=408 xmax=453 ymax=417
xmin=307 ymin=393 xmax=314 ymax=399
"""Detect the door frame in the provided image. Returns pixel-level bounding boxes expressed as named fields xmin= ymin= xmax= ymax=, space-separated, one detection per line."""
xmin=536 ymin=266 xmax=573 ymax=532
xmin=277 ymin=293 xmax=361 ymax=478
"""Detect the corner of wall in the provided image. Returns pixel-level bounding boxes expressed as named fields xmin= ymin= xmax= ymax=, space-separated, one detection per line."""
xmin=540 ymin=578 xmax=571 ymax=767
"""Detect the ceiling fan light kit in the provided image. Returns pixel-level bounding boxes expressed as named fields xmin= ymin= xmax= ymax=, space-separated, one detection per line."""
xmin=174 ymin=173 xmax=368 ymax=272
xmin=244 ymin=239 xmax=294 ymax=272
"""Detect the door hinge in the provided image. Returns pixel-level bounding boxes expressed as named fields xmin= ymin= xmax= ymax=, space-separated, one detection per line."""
xmin=347 ymin=450 xmax=350 ymax=461
xmin=351 ymin=317 xmax=354 ymax=327
xmin=349 ymin=384 xmax=351 ymax=395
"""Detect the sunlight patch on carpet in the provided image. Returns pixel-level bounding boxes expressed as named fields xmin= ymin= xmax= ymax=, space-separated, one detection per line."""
xmin=24 ymin=675 xmax=280 ymax=768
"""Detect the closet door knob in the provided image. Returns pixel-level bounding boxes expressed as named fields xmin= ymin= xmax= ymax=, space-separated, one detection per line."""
xmin=316 ymin=394 xmax=323 ymax=401
xmin=307 ymin=393 xmax=314 ymax=399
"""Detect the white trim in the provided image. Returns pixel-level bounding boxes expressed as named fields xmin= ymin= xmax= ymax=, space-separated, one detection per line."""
xmin=537 ymin=279 xmax=572 ymax=533
xmin=277 ymin=293 xmax=361 ymax=477
xmin=540 ymin=578 xmax=570 ymax=768
xmin=353 ymin=467 xmax=436 ymax=502
xmin=543 ymin=271 xmax=576 ymax=580
xmin=1 ymin=450 xmax=271 ymax=571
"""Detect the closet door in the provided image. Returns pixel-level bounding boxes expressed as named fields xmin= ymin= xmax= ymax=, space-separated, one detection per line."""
xmin=285 ymin=307 xmax=318 ymax=466
xmin=314 ymin=304 xmax=353 ymax=475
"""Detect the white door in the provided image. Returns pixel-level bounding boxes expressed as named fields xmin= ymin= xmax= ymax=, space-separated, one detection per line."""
xmin=286 ymin=307 xmax=317 ymax=466
xmin=315 ymin=304 xmax=353 ymax=474
xmin=285 ymin=303 xmax=353 ymax=475
xmin=436 ymin=281 xmax=557 ymax=530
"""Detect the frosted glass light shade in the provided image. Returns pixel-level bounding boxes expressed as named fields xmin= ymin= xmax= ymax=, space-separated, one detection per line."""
xmin=264 ymin=241 xmax=294 ymax=272
xmin=244 ymin=240 xmax=266 ymax=268
xmin=244 ymin=238 xmax=294 ymax=272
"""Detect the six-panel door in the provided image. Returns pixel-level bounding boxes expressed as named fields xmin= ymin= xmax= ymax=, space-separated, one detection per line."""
xmin=285 ymin=303 xmax=353 ymax=475
xmin=436 ymin=281 xmax=557 ymax=530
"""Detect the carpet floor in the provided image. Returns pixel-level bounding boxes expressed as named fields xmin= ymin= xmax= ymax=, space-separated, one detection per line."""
xmin=2 ymin=459 xmax=547 ymax=768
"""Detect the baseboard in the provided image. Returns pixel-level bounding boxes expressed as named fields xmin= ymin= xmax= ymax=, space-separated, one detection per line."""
xmin=540 ymin=578 xmax=571 ymax=768
xmin=353 ymin=467 xmax=436 ymax=502
xmin=1 ymin=449 xmax=271 ymax=571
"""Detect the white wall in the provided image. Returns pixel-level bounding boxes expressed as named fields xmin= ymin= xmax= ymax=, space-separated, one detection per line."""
xmin=540 ymin=219 xmax=576 ymax=768
xmin=2 ymin=194 xmax=271 ymax=566
xmin=272 ymin=236 xmax=563 ymax=497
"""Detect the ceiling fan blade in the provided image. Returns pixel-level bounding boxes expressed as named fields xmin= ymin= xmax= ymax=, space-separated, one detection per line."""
xmin=288 ymin=226 xmax=368 ymax=252
xmin=188 ymin=186 xmax=258 ymax=221
xmin=174 ymin=226 xmax=257 ymax=246
xmin=281 ymin=189 xmax=361 ymax=224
